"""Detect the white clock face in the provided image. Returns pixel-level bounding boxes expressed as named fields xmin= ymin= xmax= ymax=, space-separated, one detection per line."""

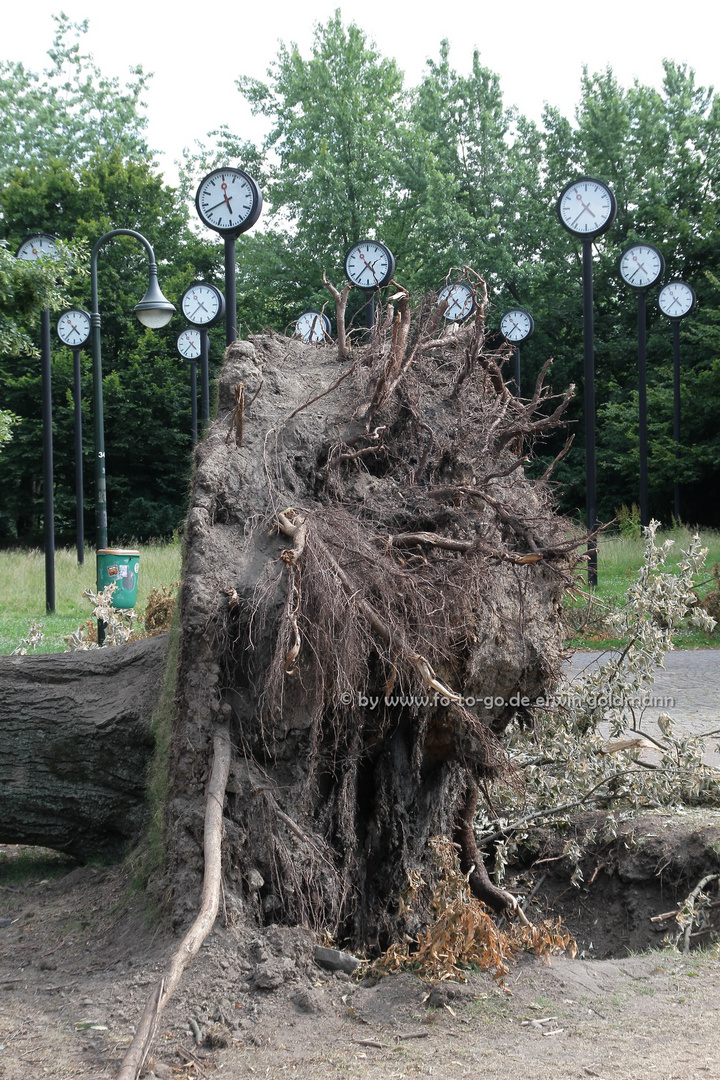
xmin=295 ymin=311 xmax=331 ymax=343
xmin=658 ymin=281 xmax=695 ymax=319
xmin=344 ymin=241 xmax=394 ymax=289
xmin=195 ymin=168 xmax=261 ymax=234
xmin=181 ymin=283 xmax=223 ymax=327
xmin=438 ymin=282 xmax=475 ymax=321
xmin=500 ymin=309 xmax=534 ymax=343
xmin=57 ymin=309 xmax=91 ymax=347
xmin=177 ymin=328 xmax=202 ymax=359
xmin=558 ymin=179 xmax=616 ymax=236
xmin=619 ymin=244 xmax=664 ymax=289
xmin=17 ymin=234 xmax=58 ymax=261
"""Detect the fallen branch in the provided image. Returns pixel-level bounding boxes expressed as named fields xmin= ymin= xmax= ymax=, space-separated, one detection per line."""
xmin=679 ymin=873 xmax=719 ymax=955
xmin=476 ymin=771 xmax=642 ymax=846
xmin=117 ymin=724 xmax=232 ymax=1080
xmin=650 ymin=898 xmax=720 ymax=923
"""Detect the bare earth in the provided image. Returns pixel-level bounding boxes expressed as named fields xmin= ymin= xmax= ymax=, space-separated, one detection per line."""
xmin=1 ymin=856 xmax=719 ymax=1080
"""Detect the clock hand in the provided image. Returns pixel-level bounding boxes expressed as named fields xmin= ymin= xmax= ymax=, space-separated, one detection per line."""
xmin=358 ymin=249 xmax=385 ymax=282
xmin=570 ymin=194 xmax=598 ymax=229
xmin=204 ymin=197 xmax=232 ymax=213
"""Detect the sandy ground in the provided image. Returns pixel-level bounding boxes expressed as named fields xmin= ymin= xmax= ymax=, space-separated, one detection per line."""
xmin=1 ymin=858 xmax=719 ymax=1080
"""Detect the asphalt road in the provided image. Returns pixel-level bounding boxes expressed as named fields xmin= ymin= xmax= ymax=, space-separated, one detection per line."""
xmin=567 ymin=648 xmax=720 ymax=763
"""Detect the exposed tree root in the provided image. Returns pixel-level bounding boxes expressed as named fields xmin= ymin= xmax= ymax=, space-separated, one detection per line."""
xmin=454 ymin=780 xmax=530 ymax=925
xmin=117 ymin=725 xmax=232 ymax=1080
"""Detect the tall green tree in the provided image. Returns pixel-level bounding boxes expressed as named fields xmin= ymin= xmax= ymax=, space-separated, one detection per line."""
xmin=233 ymin=10 xmax=413 ymax=324
xmin=0 ymin=14 xmax=151 ymax=183
xmin=0 ymin=20 xmax=221 ymax=543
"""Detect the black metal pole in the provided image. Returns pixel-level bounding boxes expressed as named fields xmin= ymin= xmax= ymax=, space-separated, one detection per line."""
xmin=200 ymin=328 xmax=210 ymax=427
xmin=90 ymin=228 xmax=174 ymax=644
xmin=637 ymin=290 xmax=649 ymax=527
xmin=190 ymin=360 xmax=198 ymax=448
xmin=582 ymin=239 xmax=598 ymax=587
xmin=673 ymin=320 xmax=681 ymax=524
xmin=40 ymin=308 xmax=55 ymax=613
xmin=224 ymin=235 xmax=237 ymax=346
xmin=514 ymin=345 xmax=521 ymax=397
xmin=73 ymin=348 xmax=84 ymax=565
xmin=364 ymin=290 xmax=375 ymax=333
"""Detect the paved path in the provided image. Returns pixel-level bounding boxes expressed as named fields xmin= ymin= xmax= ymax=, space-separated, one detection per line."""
xmin=567 ymin=649 xmax=720 ymax=763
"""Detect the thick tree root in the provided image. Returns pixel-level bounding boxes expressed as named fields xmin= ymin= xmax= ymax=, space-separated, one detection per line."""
xmin=117 ymin=724 xmax=232 ymax=1080
xmin=454 ymin=781 xmax=530 ymax=925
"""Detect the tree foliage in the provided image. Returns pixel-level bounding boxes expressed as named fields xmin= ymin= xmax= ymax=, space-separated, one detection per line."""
xmin=2 ymin=11 xmax=720 ymax=545
xmin=0 ymin=22 xmax=222 ymax=544
xmin=0 ymin=13 xmax=150 ymax=183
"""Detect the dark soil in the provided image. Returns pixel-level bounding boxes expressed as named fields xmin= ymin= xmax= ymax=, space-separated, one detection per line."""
xmin=511 ymin=809 xmax=720 ymax=958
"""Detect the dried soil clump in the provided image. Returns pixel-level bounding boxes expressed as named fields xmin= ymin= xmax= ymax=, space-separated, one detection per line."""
xmin=162 ymin=290 xmax=579 ymax=952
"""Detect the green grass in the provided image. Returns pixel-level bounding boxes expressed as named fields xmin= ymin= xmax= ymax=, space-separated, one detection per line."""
xmin=567 ymin=526 xmax=720 ymax=650
xmin=0 ymin=844 xmax=77 ymax=884
xmin=0 ymin=540 xmax=182 ymax=655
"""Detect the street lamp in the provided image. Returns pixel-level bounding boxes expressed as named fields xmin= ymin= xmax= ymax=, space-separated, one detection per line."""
xmin=90 ymin=229 xmax=175 ymax=558
xmin=16 ymin=233 xmax=59 ymax=613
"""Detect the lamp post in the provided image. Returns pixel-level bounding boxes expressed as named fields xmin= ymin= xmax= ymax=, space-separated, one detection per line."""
xmin=16 ymin=234 xmax=59 ymax=613
xmin=90 ymin=229 xmax=175 ymax=589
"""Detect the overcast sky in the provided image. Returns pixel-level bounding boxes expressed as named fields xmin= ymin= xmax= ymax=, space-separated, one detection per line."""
xmin=4 ymin=0 xmax=719 ymax=184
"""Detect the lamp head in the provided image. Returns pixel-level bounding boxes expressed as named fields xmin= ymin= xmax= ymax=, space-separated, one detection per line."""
xmin=134 ymin=273 xmax=176 ymax=328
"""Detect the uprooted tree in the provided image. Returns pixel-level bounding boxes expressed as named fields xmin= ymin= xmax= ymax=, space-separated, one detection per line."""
xmin=0 ymin=274 xmax=581 ymax=1075
xmin=157 ymin=274 xmax=578 ymax=937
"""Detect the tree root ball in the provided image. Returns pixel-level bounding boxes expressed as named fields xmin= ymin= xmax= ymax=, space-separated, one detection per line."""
xmin=162 ymin=311 xmax=577 ymax=952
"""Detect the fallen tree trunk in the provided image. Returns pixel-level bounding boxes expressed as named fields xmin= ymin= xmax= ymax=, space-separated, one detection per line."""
xmin=0 ymin=634 xmax=167 ymax=861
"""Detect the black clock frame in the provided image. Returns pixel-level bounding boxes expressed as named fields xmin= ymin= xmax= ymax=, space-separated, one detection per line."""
xmin=556 ymin=177 xmax=617 ymax=239
xmin=180 ymin=282 xmax=226 ymax=328
xmin=344 ymin=240 xmax=396 ymax=290
xmin=195 ymin=168 xmax=263 ymax=237
xmin=618 ymin=243 xmax=665 ymax=291
xmin=500 ymin=308 xmax=534 ymax=344
xmin=56 ymin=308 xmax=92 ymax=349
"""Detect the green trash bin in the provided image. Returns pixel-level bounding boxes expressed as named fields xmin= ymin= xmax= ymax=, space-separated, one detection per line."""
xmin=97 ymin=548 xmax=140 ymax=609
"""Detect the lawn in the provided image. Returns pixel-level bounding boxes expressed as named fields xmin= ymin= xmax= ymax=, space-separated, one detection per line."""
xmin=567 ymin=526 xmax=720 ymax=649
xmin=1 ymin=527 xmax=718 ymax=656
xmin=0 ymin=541 xmax=182 ymax=655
